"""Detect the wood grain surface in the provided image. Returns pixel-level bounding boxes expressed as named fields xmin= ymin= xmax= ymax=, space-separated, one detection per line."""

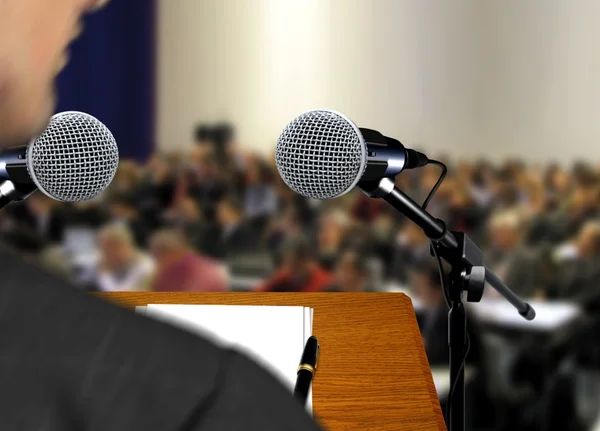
xmin=98 ymin=292 xmax=445 ymax=431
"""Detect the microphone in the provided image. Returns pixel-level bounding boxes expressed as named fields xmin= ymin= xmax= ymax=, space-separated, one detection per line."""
xmin=274 ymin=108 xmax=534 ymax=317
xmin=0 ymin=111 xmax=119 ymax=208
xmin=275 ymin=109 xmax=429 ymax=200
xmin=275 ymin=108 xmax=535 ymax=430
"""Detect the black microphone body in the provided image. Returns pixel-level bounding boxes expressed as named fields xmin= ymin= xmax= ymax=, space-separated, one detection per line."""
xmin=0 ymin=145 xmax=37 ymax=207
xmin=359 ymin=128 xmax=429 ymax=182
xmin=0 ymin=145 xmax=33 ymax=185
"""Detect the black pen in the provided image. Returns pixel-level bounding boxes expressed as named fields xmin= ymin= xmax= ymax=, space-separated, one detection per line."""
xmin=294 ymin=335 xmax=319 ymax=405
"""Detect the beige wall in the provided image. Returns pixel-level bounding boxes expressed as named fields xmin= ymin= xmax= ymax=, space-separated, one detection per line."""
xmin=157 ymin=0 xmax=600 ymax=163
xmin=475 ymin=0 xmax=600 ymax=163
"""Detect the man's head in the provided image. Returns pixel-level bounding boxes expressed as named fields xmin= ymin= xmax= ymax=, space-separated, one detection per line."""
xmin=0 ymin=0 xmax=108 ymax=146
xmin=97 ymin=222 xmax=136 ymax=271
xmin=333 ymin=249 xmax=368 ymax=292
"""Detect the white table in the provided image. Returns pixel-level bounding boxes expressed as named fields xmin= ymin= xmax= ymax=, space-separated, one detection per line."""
xmin=471 ymin=299 xmax=582 ymax=333
xmin=230 ymin=275 xmax=264 ymax=291
xmin=431 ymin=366 xmax=476 ymax=400
xmin=385 ymin=284 xmax=581 ymax=334
xmin=384 ymin=283 xmax=423 ymax=311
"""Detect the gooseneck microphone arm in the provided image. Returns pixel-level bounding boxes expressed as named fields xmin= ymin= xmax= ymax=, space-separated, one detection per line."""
xmin=359 ymin=176 xmax=535 ymax=431
xmin=359 ymin=176 xmax=535 ymax=317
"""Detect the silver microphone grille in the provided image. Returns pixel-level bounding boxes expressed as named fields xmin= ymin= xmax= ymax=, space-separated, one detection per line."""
xmin=26 ymin=111 xmax=119 ymax=202
xmin=275 ymin=110 xmax=367 ymax=200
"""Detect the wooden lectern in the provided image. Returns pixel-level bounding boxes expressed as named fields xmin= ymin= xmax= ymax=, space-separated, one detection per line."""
xmin=100 ymin=292 xmax=445 ymax=431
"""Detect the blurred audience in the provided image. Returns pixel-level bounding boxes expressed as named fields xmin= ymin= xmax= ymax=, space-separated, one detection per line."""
xmin=391 ymin=222 xmax=431 ymax=284
xmin=214 ymin=194 xmax=261 ymax=259
xmin=317 ymin=209 xmax=352 ymax=271
xmin=109 ymin=193 xmax=151 ymax=248
xmin=150 ymin=228 xmax=228 ymax=292
xmin=4 ymin=123 xmax=600 ymax=430
xmin=552 ymin=220 xmax=600 ymax=306
xmin=258 ymin=234 xmax=332 ymax=292
xmin=83 ymin=223 xmax=154 ymax=292
xmin=5 ymin=134 xmax=600 ymax=306
xmin=484 ymin=210 xmax=544 ymax=298
xmin=326 ymin=249 xmax=372 ymax=292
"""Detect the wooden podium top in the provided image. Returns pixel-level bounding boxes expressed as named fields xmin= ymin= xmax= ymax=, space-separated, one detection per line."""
xmin=99 ymin=292 xmax=445 ymax=431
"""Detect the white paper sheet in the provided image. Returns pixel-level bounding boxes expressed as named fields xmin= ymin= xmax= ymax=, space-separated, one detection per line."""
xmin=138 ymin=304 xmax=314 ymax=412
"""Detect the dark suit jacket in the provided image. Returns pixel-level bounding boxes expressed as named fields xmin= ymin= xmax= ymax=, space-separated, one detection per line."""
xmin=0 ymin=244 xmax=323 ymax=430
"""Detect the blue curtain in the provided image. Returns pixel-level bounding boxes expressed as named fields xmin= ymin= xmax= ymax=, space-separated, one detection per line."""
xmin=56 ymin=0 xmax=156 ymax=161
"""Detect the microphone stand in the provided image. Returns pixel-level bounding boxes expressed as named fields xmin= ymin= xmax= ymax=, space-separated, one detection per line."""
xmin=359 ymin=177 xmax=535 ymax=431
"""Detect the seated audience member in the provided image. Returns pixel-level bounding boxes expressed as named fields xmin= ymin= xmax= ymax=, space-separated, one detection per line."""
xmin=109 ymin=193 xmax=151 ymax=248
xmin=326 ymin=249 xmax=373 ymax=292
xmin=1 ymin=193 xmax=64 ymax=253
xmin=186 ymin=147 xmax=229 ymax=222
xmin=57 ymin=200 xmax=110 ymax=259
xmin=150 ymin=228 xmax=229 ymax=292
xmin=257 ymin=235 xmax=332 ymax=292
xmin=83 ymin=224 xmax=154 ymax=292
xmin=264 ymin=206 xmax=302 ymax=266
xmin=212 ymin=194 xmax=260 ymax=259
xmin=371 ymin=208 xmax=398 ymax=250
xmin=446 ymin=182 xmax=486 ymax=239
xmin=22 ymin=192 xmax=65 ymax=244
xmin=390 ymin=221 xmax=431 ymax=285
xmin=317 ymin=209 xmax=352 ymax=271
xmin=60 ymin=199 xmax=110 ymax=231
xmin=243 ymin=155 xmax=278 ymax=221
xmin=350 ymin=192 xmax=386 ymax=223
xmin=105 ymin=160 xmax=141 ymax=201
xmin=135 ymin=154 xmax=177 ymax=229
xmin=484 ymin=209 xmax=545 ymax=298
xmin=535 ymin=182 xmax=599 ymax=244
xmin=551 ymin=221 xmax=600 ymax=306
xmin=468 ymin=160 xmax=496 ymax=209
xmin=162 ymin=195 xmax=206 ymax=243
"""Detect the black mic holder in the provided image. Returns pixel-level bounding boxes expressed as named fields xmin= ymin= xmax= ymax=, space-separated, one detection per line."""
xmin=0 ymin=180 xmax=37 ymax=210
xmin=359 ymin=177 xmax=535 ymax=431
